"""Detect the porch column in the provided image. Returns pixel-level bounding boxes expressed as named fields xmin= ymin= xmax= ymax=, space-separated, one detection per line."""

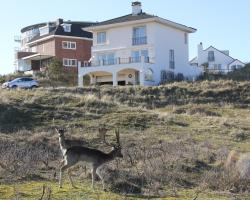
xmin=139 ymin=70 xmax=145 ymax=86
xmin=90 ymin=75 xmax=96 ymax=85
xmin=78 ymin=75 xmax=83 ymax=87
xmin=112 ymin=72 xmax=117 ymax=86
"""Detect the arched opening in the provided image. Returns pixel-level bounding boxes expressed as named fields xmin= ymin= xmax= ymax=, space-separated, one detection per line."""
xmin=145 ymin=68 xmax=154 ymax=81
xmin=117 ymin=68 xmax=140 ymax=85
xmin=83 ymin=71 xmax=113 ymax=86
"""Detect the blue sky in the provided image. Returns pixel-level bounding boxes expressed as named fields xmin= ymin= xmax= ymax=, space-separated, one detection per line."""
xmin=0 ymin=0 xmax=250 ymax=75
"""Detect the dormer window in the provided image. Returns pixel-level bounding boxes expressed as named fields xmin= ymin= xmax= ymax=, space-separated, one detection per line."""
xmin=208 ymin=51 xmax=215 ymax=62
xmin=62 ymin=24 xmax=72 ymax=32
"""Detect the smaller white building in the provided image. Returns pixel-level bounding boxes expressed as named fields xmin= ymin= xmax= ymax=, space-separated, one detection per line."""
xmin=190 ymin=43 xmax=245 ymax=74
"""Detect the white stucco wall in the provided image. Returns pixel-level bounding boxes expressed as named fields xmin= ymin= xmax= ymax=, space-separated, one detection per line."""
xmin=154 ymin=23 xmax=194 ymax=81
xmin=92 ymin=22 xmax=155 ymax=61
xmin=17 ymin=59 xmax=31 ymax=71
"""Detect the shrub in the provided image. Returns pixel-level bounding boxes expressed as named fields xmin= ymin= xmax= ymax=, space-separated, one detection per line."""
xmin=175 ymin=73 xmax=184 ymax=82
xmin=227 ymin=63 xmax=250 ymax=81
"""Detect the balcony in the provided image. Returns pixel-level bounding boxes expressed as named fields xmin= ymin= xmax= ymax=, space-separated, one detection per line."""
xmin=132 ymin=36 xmax=147 ymax=45
xmin=80 ymin=56 xmax=151 ymax=67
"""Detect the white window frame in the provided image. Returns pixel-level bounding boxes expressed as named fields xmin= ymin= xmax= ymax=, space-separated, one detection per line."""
xmin=63 ymin=58 xmax=77 ymax=67
xmin=97 ymin=32 xmax=106 ymax=44
xmin=97 ymin=53 xmax=115 ymax=65
xmin=132 ymin=26 xmax=147 ymax=45
xmin=169 ymin=49 xmax=175 ymax=69
xmin=208 ymin=51 xmax=215 ymax=62
xmin=62 ymin=41 xmax=76 ymax=50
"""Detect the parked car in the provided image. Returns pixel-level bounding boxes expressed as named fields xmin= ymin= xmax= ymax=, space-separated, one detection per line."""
xmin=1 ymin=77 xmax=39 ymax=89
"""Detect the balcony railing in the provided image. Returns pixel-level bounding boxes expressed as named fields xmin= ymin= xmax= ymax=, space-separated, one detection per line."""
xmin=132 ymin=36 xmax=147 ymax=45
xmin=80 ymin=56 xmax=151 ymax=67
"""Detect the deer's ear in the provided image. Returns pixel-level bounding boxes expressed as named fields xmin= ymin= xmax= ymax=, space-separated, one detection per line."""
xmin=55 ymin=128 xmax=59 ymax=133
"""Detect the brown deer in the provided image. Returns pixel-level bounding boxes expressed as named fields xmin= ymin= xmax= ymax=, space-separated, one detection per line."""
xmin=55 ymin=128 xmax=87 ymax=171
xmin=59 ymin=129 xmax=123 ymax=190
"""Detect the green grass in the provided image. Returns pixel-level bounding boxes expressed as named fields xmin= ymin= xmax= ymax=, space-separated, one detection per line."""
xmin=0 ymin=81 xmax=250 ymax=199
xmin=0 ymin=180 xmax=246 ymax=200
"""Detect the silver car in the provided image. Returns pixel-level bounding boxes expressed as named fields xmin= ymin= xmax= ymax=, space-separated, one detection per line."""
xmin=2 ymin=77 xmax=39 ymax=89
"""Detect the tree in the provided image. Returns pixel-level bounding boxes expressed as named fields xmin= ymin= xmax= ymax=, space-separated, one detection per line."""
xmin=46 ymin=58 xmax=64 ymax=86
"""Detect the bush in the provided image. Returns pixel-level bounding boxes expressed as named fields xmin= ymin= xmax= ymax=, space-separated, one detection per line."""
xmin=175 ymin=73 xmax=184 ymax=82
xmin=227 ymin=63 xmax=250 ymax=81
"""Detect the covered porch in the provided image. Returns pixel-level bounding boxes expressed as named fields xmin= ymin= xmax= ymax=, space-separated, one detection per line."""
xmin=78 ymin=64 xmax=146 ymax=86
xmin=21 ymin=53 xmax=54 ymax=72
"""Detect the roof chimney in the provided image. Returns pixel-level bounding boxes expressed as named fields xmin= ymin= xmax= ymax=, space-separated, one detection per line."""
xmin=56 ymin=18 xmax=63 ymax=25
xmin=132 ymin=1 xmax=142 ymax=15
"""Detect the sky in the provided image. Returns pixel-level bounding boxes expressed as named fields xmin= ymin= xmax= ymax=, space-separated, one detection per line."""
xmin=0 ymin=0 xmax=250 ymax=75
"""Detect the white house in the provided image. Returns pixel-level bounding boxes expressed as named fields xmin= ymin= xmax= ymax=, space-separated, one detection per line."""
xmin=190 ymin=43 xmax=245 ymax=74
xmin=78 ymin=2 xmax=202 ymax=86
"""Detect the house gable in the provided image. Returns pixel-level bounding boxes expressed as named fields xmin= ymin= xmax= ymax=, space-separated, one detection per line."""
xmin=204 ymin=46 xmax=235 ymax=61
xmin=228 ymin=59 xmax=245 ymax=67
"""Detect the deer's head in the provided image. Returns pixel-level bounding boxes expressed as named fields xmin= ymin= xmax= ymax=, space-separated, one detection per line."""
xmin=112 ymin=129 xmax=123 ymax=158
xmin=112 ymin=145 xmax=123 ymax=158
xmin=55 ymin=128 xmax=65 ymax=137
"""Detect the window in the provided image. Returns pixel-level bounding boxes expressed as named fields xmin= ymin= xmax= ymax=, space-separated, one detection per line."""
xmin=145 ymin=68 xmax=154 ymax=81
xmin=39 ymin=26 xmax=49 ymax=36
xmin=161 ymin=70 xmax=167 ymax=84
xmin=231 ymin=65 xmax=237 ymax=70
xmin=169 ymin=49 xmax=175 ymax=69
xmin=132 ymin=26 xmax=147 ymax=45
xmin=131 ymin=51 xmax=140 ymax=62
xmin=141 ymin=50 xmax=149 ymax=62
xmin=106 ymin=53 xmax=115 ymax=65
xmin=97 ymin=32 xmax=106 ymax=44
xmin=131 ymin=49 xmax=148 ymax=63
xmin=208 ymin=51 xmax=215 ymax=62
xmin=62 ymin=24 xmax=71 ymax=32
xmin=184 ymin=33 xmax=188 ymax=44
xmin=98 ymin=53 xmax=115 ymax=65
xmin=63 ymin=58 xmax=77 ymax=67
xmin=62 ymin=41 xmax=76 ymax=49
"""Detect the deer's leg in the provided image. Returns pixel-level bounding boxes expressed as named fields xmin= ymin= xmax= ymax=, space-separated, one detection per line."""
xmin=68 ymin=167 xmax=77 ymax=188
xmin=59 ymin=164 xmax=70 ymax=188
xmin=59 ymin=159 xmax=65 ymax=168
xmin=96 ymin=167 xmax=106 ymax=191
xmin=91 ymin=166 xmax=97 ymax=189
xmin=83 ymin=165 xmax=87 ymax=175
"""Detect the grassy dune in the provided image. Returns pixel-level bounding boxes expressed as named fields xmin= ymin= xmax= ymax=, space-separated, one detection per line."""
xmin=0 ymin=80 xmax=250 ymax=199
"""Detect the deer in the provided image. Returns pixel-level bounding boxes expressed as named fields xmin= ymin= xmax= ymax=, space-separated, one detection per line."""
xmin=59 ymin=129 xmax=123 ymax=190
xmin=55 ymin=128 xmax=88 ymax=170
